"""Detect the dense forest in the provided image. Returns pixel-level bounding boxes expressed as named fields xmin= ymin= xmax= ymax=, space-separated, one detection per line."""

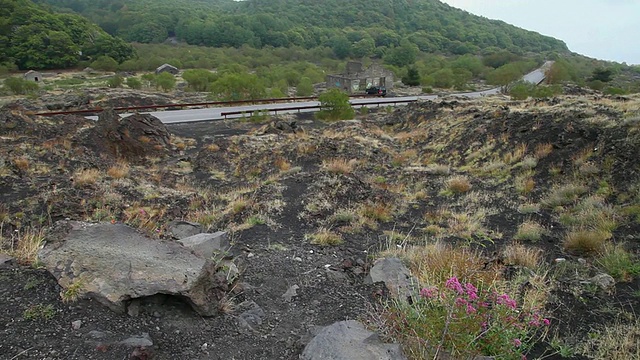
xmin=0 ymin=0 xmax=135 ymax=70
xmin=34 ymin=0 xmax=567 ymax=58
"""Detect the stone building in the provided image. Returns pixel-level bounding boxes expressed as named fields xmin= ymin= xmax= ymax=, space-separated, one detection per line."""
xmin=23 ymin=70 xmax=43 ymax=82
xmin=325 ymin=62 xmax=394 ymax=94
xmin=155 ymin=63 xmax=179 ymax=75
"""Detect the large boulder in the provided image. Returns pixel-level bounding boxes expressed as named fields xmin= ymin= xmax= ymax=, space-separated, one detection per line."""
xmin=79 ymin=109 xmax=173 ymax=162
xmin=38 ymin=221 xmax=231 ymax=316
xmin=365 ymin=257 xmax=418 ymax=302
xmin=300 ymin=320 xmax=406 ymax=360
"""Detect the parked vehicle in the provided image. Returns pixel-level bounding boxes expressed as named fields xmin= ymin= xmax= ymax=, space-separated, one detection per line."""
xmin=365 ymin=86 xmax=387 ymax=97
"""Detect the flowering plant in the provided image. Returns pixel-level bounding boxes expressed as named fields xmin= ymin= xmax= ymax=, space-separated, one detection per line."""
xmin=393 ymin=277 xmax=549 ymax=359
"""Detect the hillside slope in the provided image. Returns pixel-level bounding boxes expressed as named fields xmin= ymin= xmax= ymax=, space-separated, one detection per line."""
xmin=36 ymin=0 xmax=567 ymax=55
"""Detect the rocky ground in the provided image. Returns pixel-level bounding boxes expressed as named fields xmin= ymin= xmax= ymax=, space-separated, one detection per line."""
xmin=1 ymin=89 xmax=640 ymax=360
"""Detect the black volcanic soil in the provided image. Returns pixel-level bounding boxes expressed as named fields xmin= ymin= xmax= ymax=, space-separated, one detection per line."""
xmin=1 ymin=93 xmax=639 ymax=360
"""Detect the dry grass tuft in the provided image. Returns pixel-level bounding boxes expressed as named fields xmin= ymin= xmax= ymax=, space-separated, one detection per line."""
xmin=274 ymin=158 xmax=292 ymax=172
xmin=597 ymin=243 xmax=640 ymax=282
xmin=578 ymin=316 xmax=640 ymax=360
xmin=322 ymin=158 xmax=355 ymax=175
xmin=514 ymin=221 xmax=546 ymax=242
xmin=534 ymin=143 xmax=554 ymax=159
xmin=563 ymin=229 xmax=611 ymax=255
xmin=13 ymin=157 xmax=30 ymax=171
xmin=206 ymin=143 xmax=220 ymax=152
xmin=542 ymin=183 xmax=588 ymax=208
xmin=358 ymin=202 xmax=394 ymax=223
xmin=444 ymin=176 xmax=472 ymax=195
xmin=503 ymin=243 xmax=542 ymax=269
xmin=384 ymin=242 xmax=501 ymax=285
xmin=0 ymin=228 xmax=45 ymax=265
xmin=73 ymin=168 xmax=101 ymax=186
xmin=107 ymin=161 xmax=129 ymax=179
xmin=308 ymin=228 xmax=343 ymax=246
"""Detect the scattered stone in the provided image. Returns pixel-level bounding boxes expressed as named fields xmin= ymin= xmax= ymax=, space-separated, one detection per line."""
xmin=0 ymin=253 xmax=14 ymax=268
xmin=130 ymin=346 xmax=154 ymax=360
xmin=71 ymin=320 xmax=82 ymax=330
xmin=236 ymin=301 xmax=265 ymax=333
xmin=554 ymin=258 xmax=566 ymax=263
xmin=300 ymin=320 xmax=406 ymax=360
xmin=85 ymin=330 xmax=108 ymax=340
xmin=120 ymin=333 xmax=154 ymax=348
xmin=326 ymin=269 xmax=349 ymax=282
xmin=127 ymin=299 xmax=141 ymax=317
xmin=177 ymin=231 xmax=229 ymax=258
xmin=168 ymin=220 xmax=203 ymax=240
xmin=589 ymin=273 xmax=616 ymax=292
xmin=282 ymin=284 xmax=300 ymax=302
xmin=39 ymin=221 xmax=231 ymax=316
xmin=365 ymin=257 xmax=418 ymax=301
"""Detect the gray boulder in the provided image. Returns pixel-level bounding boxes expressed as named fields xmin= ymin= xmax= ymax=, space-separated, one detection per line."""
xmin=0 ymin=253 xmax=14 ymax=268
xmin=300 ymin=320 xmax=406 ymax=360
xmin=38 ymin=221 xmax=230 ymax=316
xmin=168 ymin=220 xmax=203 ymax=239
xmin=177 ymin=231 xmax=229 ymax=258
xmin=365 ymin=257 xmax=418 ymax=301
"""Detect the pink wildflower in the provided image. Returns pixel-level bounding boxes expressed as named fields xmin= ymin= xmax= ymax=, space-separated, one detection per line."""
xmin=513 ymin=338 xmax=522 ymax=347
xmin=496 ymin=293 xmax=517 ymax=309
xmin=455 ymin=297 xmax=468 ymax=307
xmin=542 ymin=318 xmax=550 ymax=326
xmin=464 ymin=283 xmax=479 ymax=300
xmin=466 ymin=304 xmax=476 ymax=314
xmin=445 ymin=277 xmax=464 ymax=294
xmin=420 ymin=287 xmax=438 ymax=299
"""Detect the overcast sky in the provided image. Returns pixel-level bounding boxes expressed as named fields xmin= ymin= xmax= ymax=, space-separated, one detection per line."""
xmin=440 ymin=0 xmax=640 ymax=65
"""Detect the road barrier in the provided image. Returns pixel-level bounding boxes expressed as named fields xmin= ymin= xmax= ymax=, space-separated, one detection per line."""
xmin=32 ymin=94 xmax=374 ymax=117
xmin=220 ymin=98 xmax=418 ymax=119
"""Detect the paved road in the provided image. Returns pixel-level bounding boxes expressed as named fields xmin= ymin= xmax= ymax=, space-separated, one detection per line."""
xmin=93 ymin=62 xmax=551 ymax=124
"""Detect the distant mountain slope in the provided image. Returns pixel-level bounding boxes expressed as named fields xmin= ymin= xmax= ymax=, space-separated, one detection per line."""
xmin=35 ymin=0 xmax=567 ymax=55
xmin=0 ymin=0 xmax=135 ymax=70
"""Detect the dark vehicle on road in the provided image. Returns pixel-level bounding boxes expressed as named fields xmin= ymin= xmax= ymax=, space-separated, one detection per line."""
xmin=366 ymin=86 xmax=387 ymax=97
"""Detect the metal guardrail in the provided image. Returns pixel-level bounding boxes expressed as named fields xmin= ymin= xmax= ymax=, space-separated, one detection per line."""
xmin=220 ymin=98 xmax=418 ymax=119
xmin=32 ymin=94 xmax=374 ymax=117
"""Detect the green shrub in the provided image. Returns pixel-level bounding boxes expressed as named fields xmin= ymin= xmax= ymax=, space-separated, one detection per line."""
xmin=4 ymin=77 xmax=39 ymax=95
xmin=106 ymin=75 xmax=123 ymax=88
xmin=126 ymin=77 xmax=142 ymax=89
xmin=316 ymin=88 xmax=355 ymax=121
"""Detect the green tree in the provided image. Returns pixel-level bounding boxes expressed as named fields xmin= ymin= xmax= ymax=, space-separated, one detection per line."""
xmin=209 ymin=73 xmax=266 ymax=101
xmin=182 ymin=69 xmax=217 ymax=92
xmin=317 ymin=89 xmax=354 ymax=121
xmin=590 ymin=68 xmax=614 ymax=82
xmin=384 ymin=41 xmax=418 ymax=67
xmin=431 ymin=68 xmax=455 ymax=88
xmin=486 ymin=63 xmax=523 ymax=87
xmin=545 ymin=61 xmax=571 ymax=84
xmin=106 ymin=75 xmax=123 ymax=88
xmin=90 ymin=56 xmax=118 ymax=72
xmin=296 ymin=77 xmax=314 ymax=96
xmin=330 ymin=35 xmax=352 ymax=59
xmin=352 ymin=37 xmax=375 ymax=58
xmin=402 ymin=66 xmax=421 ymax=86
xmin=126 ymin=77 xmax=142 ymax=89
xmin=4 ymin=77 xmax=39 ymax=95
xmin=155 ymin=72 xmax=176 ymax=92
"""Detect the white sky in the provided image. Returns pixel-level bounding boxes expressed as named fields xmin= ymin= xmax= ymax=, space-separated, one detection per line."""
xmin=440 ymin=0 xmax=640 ymax=65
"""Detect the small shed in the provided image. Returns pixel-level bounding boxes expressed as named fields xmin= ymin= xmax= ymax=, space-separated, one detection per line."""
xmin=155 ymin=63 xmax=179 ymax=75
xmin=326 ymin=62 xmax=395 ymax=94
xmin=24 ymin=70 xmax=43 ymax=82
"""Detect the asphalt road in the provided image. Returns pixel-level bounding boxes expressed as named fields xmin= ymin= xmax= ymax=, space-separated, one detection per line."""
xmin=92 ymin=62 xmax=552 ymax=124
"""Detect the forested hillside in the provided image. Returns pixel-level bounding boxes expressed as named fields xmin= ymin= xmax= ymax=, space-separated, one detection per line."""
xmin=36 ymin=0 xmax=567 ymax=57
xmin=0 ymin=0 xmax=135 ymax=70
